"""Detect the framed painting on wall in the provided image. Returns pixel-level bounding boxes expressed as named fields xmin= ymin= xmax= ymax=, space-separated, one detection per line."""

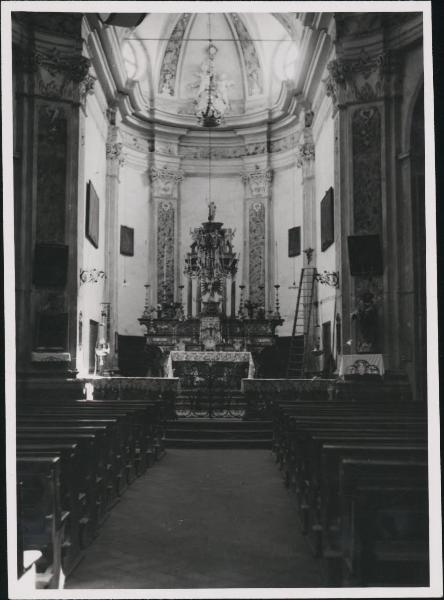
xmin=321 ymin=186 xmax=334 ymax=251
xmin=86 ymin=180 xmax=99 ymax=248
xmin=288 ymin=226 xmax=301 ymax=257
xmin=120 ymin=225 xmax=134 ymax=256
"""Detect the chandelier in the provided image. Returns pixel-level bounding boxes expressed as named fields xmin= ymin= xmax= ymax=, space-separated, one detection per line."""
xmin=196 ymin=44 xmax=223 ymax=127
xmin=194 ymin=15 xmax=229 ymax=128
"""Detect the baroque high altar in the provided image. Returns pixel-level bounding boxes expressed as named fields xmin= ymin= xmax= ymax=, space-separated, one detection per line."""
xmin=139 ymin=203 xmax=283 ymax=375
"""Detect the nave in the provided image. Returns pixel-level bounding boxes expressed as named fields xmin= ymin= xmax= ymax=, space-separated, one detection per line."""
xmin=65 ymin=449 xmax=326 ymax=589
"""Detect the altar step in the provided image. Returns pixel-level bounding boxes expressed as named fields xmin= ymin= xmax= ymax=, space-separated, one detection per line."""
xmin=165 ymin=419 xmax=273 ymax=449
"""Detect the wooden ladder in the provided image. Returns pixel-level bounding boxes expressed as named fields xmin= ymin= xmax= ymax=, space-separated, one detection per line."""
xmin=286 ymin=267 xmax=316 ymax=378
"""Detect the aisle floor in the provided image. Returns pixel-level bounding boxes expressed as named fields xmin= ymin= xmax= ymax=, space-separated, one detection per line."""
xmin=66 ymin=449 xmax=327 ymax=589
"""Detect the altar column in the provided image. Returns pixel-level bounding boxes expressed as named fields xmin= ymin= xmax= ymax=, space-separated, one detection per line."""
xmin=149 ymin=164 xmax=184 ymax=305
xmin=241 ymin=165 xmax=273 ymax=313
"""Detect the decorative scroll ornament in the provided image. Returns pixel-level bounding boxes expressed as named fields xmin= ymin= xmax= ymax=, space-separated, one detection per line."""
xmin=150 ymin=165 xmax=184 ymax=198
xmin=314 ymin=270 xmax=340 ymax=288
xmin=23 ymin=46 xmax=94 ymax=102
xmin=296 ymin=142 xmax=315 ymax=167
xmin=106 ymin=142 xmax=125 ymax=165
xmin=230 ymin=13 xmax=263 ymax=95
xmin=158 ymin=13 xmax=192 ymax=96
xmin=241 ymin=165 xmax=273 ymax=197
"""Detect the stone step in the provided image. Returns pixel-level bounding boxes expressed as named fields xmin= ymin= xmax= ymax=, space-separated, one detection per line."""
xmin=165 ymin=438 xmax=272 ymax=449
xmin=167 ymin=428 xmax=272 ymax=440
xmin=166 ymin=419 xmax=272 ymax=430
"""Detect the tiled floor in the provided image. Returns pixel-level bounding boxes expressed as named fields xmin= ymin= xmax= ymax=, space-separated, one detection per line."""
xmin=66 ymin=449 xmax=326 ymax=590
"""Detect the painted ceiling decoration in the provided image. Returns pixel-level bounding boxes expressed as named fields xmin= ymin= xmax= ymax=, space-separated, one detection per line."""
xmin=157 ymin=12 xmax=264 ymax=105
xmin=229 ymin=13 xmax=263 ymax=95
xmin=158 ymin=13 xmax=192 ymax=96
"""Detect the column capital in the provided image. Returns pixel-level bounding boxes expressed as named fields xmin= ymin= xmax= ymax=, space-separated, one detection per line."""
xmin=15 ymin=43 xmax=95 ymax=105
xmin=241 ymin=165 xmax=273 ymax=198
xmin=324 ymin=50 xmax=402 ymax=111
xmin=150 ymin=164 xmax=184 ymax=199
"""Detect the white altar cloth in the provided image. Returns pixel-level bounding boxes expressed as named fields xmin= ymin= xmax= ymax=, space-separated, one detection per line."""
xmin=167 ymin=351 xmax=255 ymax=379
xmin=338 ymin=354 xmax=385 ymax=377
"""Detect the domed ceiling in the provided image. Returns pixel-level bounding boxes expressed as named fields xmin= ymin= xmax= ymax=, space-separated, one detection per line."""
xmin=120 ymin=13 xmax=303 ymax=129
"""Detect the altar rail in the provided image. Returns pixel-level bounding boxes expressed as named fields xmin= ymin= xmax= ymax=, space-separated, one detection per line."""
xmin=80 ymin=377 xmax=180 ymax=399
xmin=242 ymin=378 xmax=337 ymax=397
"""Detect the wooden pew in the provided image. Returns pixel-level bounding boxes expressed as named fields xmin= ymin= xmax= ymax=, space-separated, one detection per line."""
xmin=17 ymin=443 xmax=86 ymax=575
xmin=17 ymin=456 xmax=67 ymax=589
xmin=335 ymin=458 xmax=429 ymax=586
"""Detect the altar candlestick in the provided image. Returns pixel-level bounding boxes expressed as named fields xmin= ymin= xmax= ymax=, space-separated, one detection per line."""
xmin=275 ymin=241 xmax=279 ymax=282
xmin=231 ymin=279 xmax=236 ymax=318
xmin=187 ymin=278 xmax=192 ymax=318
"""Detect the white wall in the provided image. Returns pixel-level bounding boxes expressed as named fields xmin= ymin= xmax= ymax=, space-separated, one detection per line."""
xmin=314 ymin=105 xmax=336 ymax=333
xmin=273 ymin=164 xmax=303 ymax=336
xmin=77 ymin=91 xmax=108 ymax=374
xmin=117 ymin=164 xmax=150 ymax=335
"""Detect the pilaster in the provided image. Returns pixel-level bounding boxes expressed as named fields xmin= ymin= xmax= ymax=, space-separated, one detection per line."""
xmin=325 ymin=22 xmax=402 ymax=360
xmin=13 ymin=14 xmax=95 ymax=377
xmin=149 ymin=164 xmax=184 ymax=305
xmin=240 ymin=165 xmax=272 ymax=311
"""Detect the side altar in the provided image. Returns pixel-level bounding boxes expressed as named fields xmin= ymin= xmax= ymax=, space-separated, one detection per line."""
xmin=138 ymin=203 xmax=283 ymax=378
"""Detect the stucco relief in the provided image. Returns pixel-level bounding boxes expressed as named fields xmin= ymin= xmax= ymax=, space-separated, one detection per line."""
xmin=179 ymin=142 xmax=266 ymax=160
xmin=241 ymin=165 xmax=273 ymax=198
xmin=248 ymin=202 xmax=266 ymax=306
xmin=229 ymin=13 xmax=263 ymax=95
xmin=150 ymin=165 xmax=184 ymax=198
xmin=352 ymin=106 xmax=382 ymax=235
xmin=324 ymin=51 xmax=398 ymax=109
xmin=36 ymin=105 xmax=67 ymax=244
xmin=157 ymin=201 xmax=175 ymax=304
xmin=19 ymin=46 xmax=94 ymax=103
xmin=120 ymin=130 xmax=153 ymax=154
xmin=158 ymin=13 xmax=192 ymax=96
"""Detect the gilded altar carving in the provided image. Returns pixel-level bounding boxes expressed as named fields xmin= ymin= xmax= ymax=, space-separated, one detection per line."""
xmin=158 ymin=13 xmax=192 ymax=96
xmin=150 ymin=165 xmax=184 ymax=198
xmin=241 ymin=165 xmax=273 ymax=198
xmin=248 ymin=202 xmax=265 ymax=306
xmin=157 ymin=201 xmax=175 ymax=304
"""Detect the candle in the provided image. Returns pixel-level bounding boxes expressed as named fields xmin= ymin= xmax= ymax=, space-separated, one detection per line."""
xmin=275 ymin=241 xmax=279 ymax=282
xmin=163 ymin=252 xmax=167 ymax=284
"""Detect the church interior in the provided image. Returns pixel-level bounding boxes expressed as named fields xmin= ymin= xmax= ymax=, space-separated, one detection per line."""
xmin=8 ymin=7 xmax=438 ymax=595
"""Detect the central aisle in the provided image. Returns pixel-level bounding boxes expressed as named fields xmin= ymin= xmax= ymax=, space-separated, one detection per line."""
xmin=66 ymin=450 xmax=326 ymax=589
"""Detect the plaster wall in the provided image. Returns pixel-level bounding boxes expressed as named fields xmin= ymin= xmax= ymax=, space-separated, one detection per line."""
xmin=273 ymin=164 xmax=303 ymax=336
xmin=117 ymin=163 xmax=150 ymax=336
xmin=77 ymin=91 xmax=108 ymax=373
xmin=314 ymin=106 xmax=336 ymax=349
